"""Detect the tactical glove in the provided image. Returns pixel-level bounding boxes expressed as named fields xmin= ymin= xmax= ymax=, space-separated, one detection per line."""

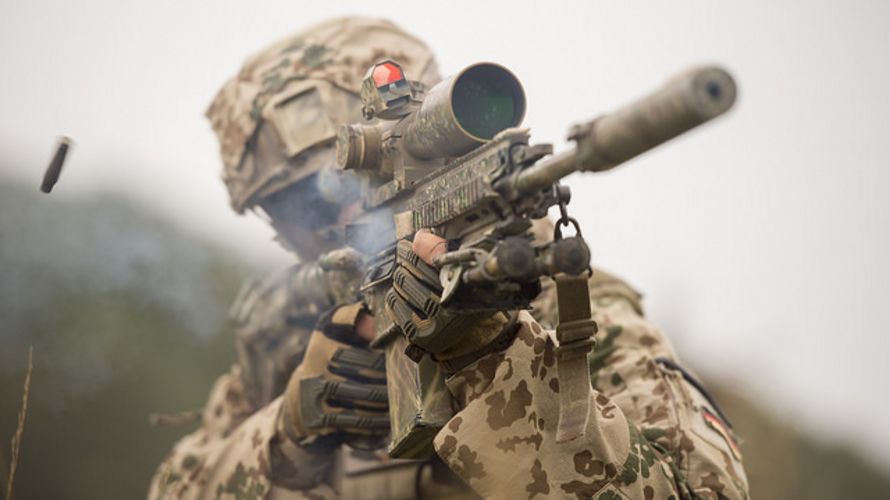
xmin=385 ymin=236 xmax=518 ymax=372
xmin=282 ymin=302 xmax=389 ymax=450
xmin=316 ymin=247 xmax=366 ymax=306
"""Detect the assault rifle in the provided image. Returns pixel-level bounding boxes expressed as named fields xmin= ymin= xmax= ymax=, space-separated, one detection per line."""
xmin=337 ymin=61 xmax=736 ymax=457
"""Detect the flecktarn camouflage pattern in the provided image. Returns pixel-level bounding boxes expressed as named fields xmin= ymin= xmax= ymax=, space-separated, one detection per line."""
xmin=582 ymin=289 xmax=748 ymax=498
xmin=149 ymin=17 xmax=453 ymax=498
xmin=149 ymin=264 xmax=748 ymax=499
xmin=231 ymin=264 xmax=320 ymax=410
xmin=231 ymin=246 xmax=366 ymax=410
xmin=206 ymin=16 xmax=440 ymax=213
xmin=433 ymin=302 xmax=747 ymax=499
xmin=151 ymin=12 xmax=748 ymax=499
xmin=528 ymin=224 xmax=748 ymax=497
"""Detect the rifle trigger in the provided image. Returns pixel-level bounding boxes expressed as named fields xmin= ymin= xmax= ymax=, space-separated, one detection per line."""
xmin=439 ymin=263 xmax=463 ymax=305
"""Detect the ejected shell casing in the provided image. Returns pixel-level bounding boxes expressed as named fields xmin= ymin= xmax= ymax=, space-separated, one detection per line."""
xmin=41 ymin=136 xmax=73 ymax=193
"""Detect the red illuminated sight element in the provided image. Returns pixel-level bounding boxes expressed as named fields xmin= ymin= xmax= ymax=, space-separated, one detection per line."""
xmin=360 ymin=60 xmax=413 ymax=120
xmin=372 ymin=61 xmax=405 ymax=87
xmin=336 ymin=60 xmax=738 ymax=457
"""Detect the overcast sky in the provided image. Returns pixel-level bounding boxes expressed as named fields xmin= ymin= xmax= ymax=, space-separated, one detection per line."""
xmin=2 ymin=0 xmax=889 ymax=470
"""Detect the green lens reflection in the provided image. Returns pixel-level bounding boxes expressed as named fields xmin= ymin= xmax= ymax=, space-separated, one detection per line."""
xmin=452 ymin=65 xmax=524 ymax=140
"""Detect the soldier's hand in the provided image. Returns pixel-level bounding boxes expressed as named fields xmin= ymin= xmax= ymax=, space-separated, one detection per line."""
xmin=282 ymin=303 xmax=388 ymax=450
xmin=386 ymin=230 xmax=517 ymax=371
xmin=283 ymin=247 xmax=366 ymax=321
xmin=317 ymin=247 xmax=366 ymax=306
xmin=411 ymin=228 xmax=449 ymax=264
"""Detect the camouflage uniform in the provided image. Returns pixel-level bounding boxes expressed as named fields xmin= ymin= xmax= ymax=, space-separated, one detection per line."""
xmin=443 ymin=270 xmax=749 ymax=499
xmin=148 ymin=266 xmax=748 ymax=499
xmin=148 ymin=15 xmax=748 ymax=500
xmin=527 ymin=226 xmax=749 ymax=498
xmin=149 ymin=17 xmax=450 ymax=500
xmin=206 ymin=17 xmax=439 ymax=216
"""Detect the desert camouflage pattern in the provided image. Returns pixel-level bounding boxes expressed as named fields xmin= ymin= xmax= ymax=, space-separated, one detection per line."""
xmin=146 ymin=364 xmax=469 ymax=499
xmin=231 ymin=265 xmax=316 ymax=410
xmin=149 ymin=266 xmax=747 ymax=499
xmin=232 ymin=248 xmax=366 ymax=409
xmin=529 ymin=220 xmax=747 ymax=497
xmin=147 ymin=365 xmax=341 ymax=500
xmin=206 ymin=16 xmax=440 ymax=212
xmin=583 ymin=293 xmax=749 ymax=499
xmin=436 ymin=292 xmax=748 ymax=499
xmin=434 ymin=310 xmax=682 ymax=499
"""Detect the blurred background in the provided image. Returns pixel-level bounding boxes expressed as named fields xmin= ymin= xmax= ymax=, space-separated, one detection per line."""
xmin=1 ymin=1 xmax=889 ymax=498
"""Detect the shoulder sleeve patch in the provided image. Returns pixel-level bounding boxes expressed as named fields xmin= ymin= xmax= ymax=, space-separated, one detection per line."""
xmin=702 ymin=407 xmax=742 ymax=460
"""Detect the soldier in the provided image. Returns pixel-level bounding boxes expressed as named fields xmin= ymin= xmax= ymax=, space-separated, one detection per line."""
xmin=148 ymin=17 xmax=457 ymax=500
xmin=393 ymin=224 xmax=750 ymax=499
xmin=149 ymin=15 xmax=749 ymax=500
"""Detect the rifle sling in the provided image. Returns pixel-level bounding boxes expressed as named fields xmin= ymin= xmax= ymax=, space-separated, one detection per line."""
xmin=554 ymin=273 xmax=598 ymax=443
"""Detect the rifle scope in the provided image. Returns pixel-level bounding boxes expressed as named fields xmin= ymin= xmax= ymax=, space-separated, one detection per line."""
xmin=337 ymin=62 xmax=526 ymax=171
xmin=402 ymin=63 xmax=526 ymax=159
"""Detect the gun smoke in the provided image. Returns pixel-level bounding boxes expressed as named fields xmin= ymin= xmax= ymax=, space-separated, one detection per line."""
xmin=0 ymin=175 xmax=242 ymax=410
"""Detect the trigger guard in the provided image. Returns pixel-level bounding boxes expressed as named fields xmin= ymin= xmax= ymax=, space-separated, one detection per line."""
xmin=439 ymin=263 xmax=463 ymax=306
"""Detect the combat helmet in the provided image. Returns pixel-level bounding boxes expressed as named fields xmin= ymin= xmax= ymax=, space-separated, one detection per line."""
xmin=207 ymin=16 xmax=440 ymax=216
xmin=209 ymin=17 xmax=440 ymax=409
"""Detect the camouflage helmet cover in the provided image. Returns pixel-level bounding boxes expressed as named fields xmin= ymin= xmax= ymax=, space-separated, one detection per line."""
xmin=207 ymin=16 xmax=440 ymax=213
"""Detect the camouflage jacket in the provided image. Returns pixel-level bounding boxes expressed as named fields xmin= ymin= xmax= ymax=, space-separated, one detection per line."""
xmin=533 ymin=273 xmax=748 ymax=498
xmin=148 ymin=269 xmax=748 ymax=499
xmin=434 ymin=271 xmax=749 ymax=499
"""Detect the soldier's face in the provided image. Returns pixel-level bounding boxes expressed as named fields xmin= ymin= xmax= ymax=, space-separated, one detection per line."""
xmin=259 ymin=166 xmax=362 ymax=260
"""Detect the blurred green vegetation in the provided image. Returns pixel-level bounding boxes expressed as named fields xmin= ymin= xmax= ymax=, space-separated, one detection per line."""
xmin=0 ymin=176 xmax=888 ymax=499
xmin=0 ymin=178 xmax=250 ymax=499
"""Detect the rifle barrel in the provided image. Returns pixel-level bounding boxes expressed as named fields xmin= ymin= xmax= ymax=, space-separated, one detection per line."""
xmin=508 ymin=66 xmax=736 ymax=195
